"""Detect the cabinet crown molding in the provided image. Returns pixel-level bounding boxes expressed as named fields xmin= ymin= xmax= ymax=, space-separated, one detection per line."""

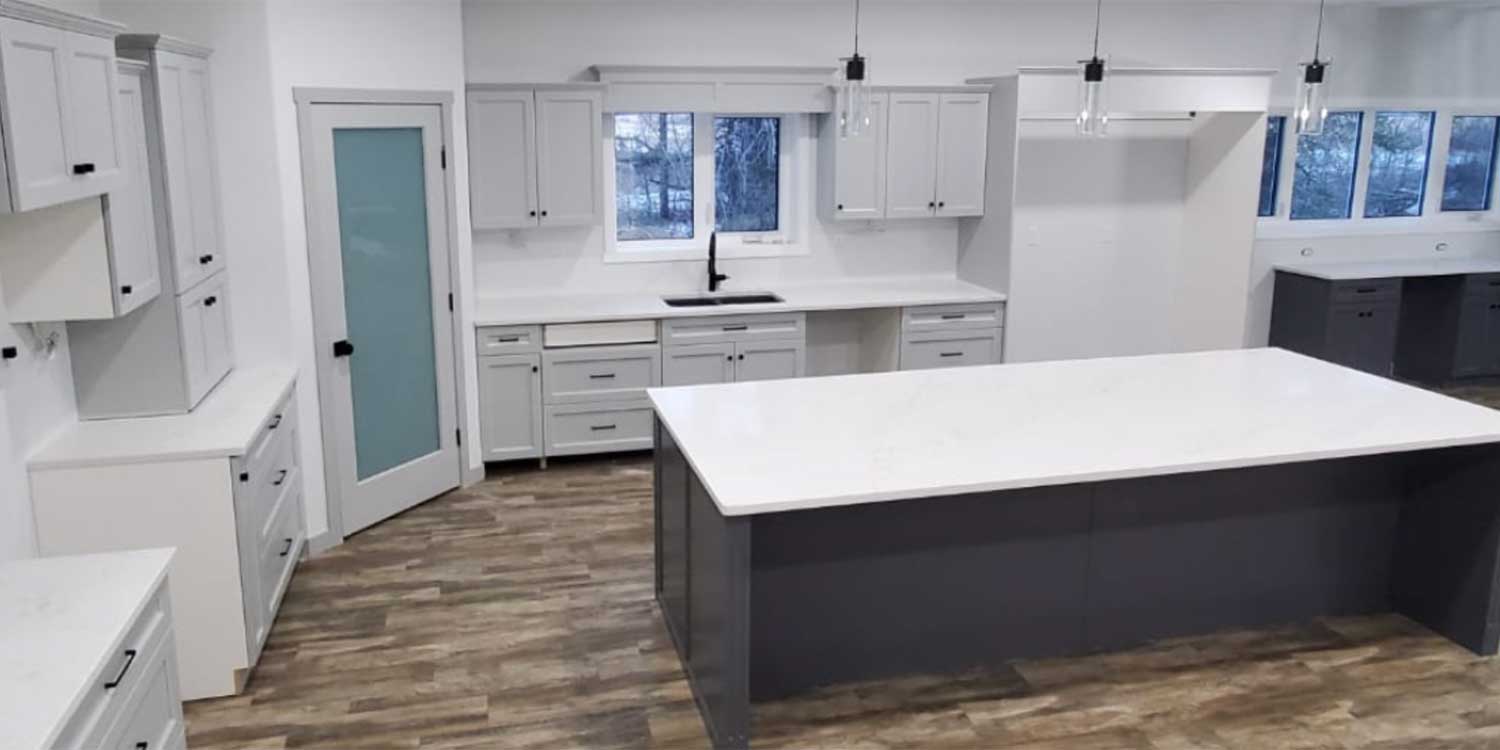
xmin=0 ymin=0 xmax=124 ymax=37
xmin=117 ymin=32 xmax=213 ymax=58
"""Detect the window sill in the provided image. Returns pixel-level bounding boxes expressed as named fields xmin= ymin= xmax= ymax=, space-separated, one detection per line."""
xmin=1255 ymin=216 xmax=1500 ymax=241
xmin=603 ymin=241 xmax=812 ymax=264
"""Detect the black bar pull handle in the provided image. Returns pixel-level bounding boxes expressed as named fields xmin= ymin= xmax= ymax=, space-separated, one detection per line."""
xmin=1355 ymin=287 xmax=1379 ymax=294
xmin=590 ymin=424 xmax=617 ymax=431
xmin=722 ymin=324 xmax=749 ymax=332
xmin=198 ymin=254 xmax=214 ymax=265
xmin=72 ymin=163 xmax=96 ymax=175
xmin=940 ymin=352 xmax=963 ymax=358
xmin=495 ymin=336 xmax=520 ymax=343
xmin=120 ymin=284 xmax=133 ymax=295
xmin=332 ymin=339 xmax=354 ymax=357
xmin=268 ymin=414 xmax=282 ymax=430
xmin=136 ymin=743 xmax=148 ymax=750
xmin=104 ymin=649 xmax=138 ymax=689
xmin=940 ymin=313 xmax=965 ymax=320
xmin=588 ymin=373 xmax=616 ymax=380
xmin=203 ymin=296 xmax=218 ymax=307
xmin=273 ymin=469 xmax=289 ymax=486
xmin=280 ymin=538 xmax=293 ymax=557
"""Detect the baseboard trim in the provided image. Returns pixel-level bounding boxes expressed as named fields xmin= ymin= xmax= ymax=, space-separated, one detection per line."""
xmin=307 ymin=530 xmax=342 ymax=555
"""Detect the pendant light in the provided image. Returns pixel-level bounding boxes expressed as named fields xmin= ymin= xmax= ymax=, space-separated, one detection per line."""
xmin=1295 ymin=0 xmax=1331 ymax=135
xmin=1077 ymin=0 xmax=1108 ymax=137
xmin=838 ymin=0 xmax=871 ymax=139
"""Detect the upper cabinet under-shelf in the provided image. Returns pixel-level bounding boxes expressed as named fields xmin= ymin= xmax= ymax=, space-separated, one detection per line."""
xmin=820 ymin=86 xmax=990 ymax=223
xmin=467 ymin=83 xmax=604 ymax=231
xmin=0 ymin=0 xmax=128 ymax=213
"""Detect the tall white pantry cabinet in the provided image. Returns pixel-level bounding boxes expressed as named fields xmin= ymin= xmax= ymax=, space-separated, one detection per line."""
xmin=68 ymin=33 xmax=234 ymax=419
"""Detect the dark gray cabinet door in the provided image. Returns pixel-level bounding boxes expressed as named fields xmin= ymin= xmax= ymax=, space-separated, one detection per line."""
xmin=1326 ymin=304 xmax=1400 ymax=376
xmin=1454 ymin=296 xmax=1494 ymax=377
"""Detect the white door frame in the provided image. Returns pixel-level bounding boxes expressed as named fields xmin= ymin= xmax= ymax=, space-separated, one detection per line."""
xmin=294 ymin=87 xmax=476 ymax=546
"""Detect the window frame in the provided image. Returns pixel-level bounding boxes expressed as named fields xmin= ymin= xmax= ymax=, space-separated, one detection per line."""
xmin=1257 ymin=115 xmax=1286 ymax=218
xmin=604 ymin=112 xmax=810 ymax=264
xmin=1362 ymin=110 xmax=1436 ymax=220
xmin=1257 ymin=102 xmax=1500 ymax=239
xmin=1288 ymin=109 xmax=1365 ymax=222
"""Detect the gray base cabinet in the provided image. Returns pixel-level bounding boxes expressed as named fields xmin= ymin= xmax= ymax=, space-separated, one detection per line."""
xmin=1396 ymin=273 xmax=1500 ymax=382
xmin=661 ymin=313 xmax=807 ymax=387
xmin=1269 ymin=272 xmax=1401 ymax=377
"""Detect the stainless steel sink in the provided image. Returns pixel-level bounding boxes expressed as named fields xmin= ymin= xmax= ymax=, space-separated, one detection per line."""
xmin=663 ymin=292 xmax=783 ymax=308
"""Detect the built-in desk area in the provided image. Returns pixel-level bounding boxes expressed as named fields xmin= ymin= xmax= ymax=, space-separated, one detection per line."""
xmin=1271 ymin=258 xmax=1500 ymax=382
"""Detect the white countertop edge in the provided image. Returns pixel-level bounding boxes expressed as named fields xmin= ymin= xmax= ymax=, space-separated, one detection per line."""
xmin=691 ymin=434 xmax=1500 ymax=517
xmin=1273 ymin=258 xmax=1500 ymax=281
xmin=27 ymin=369 xmax=297 ymax=472
xmin=472 ymin=278 xmax=1008 ymax=327
xmin=4 ymin=549 xmax=174 ymax=750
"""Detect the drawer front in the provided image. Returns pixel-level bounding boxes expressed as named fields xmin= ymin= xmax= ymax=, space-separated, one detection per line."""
xmin=1464 ymin=273 xmax=1500 ymax=297
xmin=1331 ymin=278 xmax=1401 ymax=303
xmin=254 ymin=485 xmax=305 ymax=648
xmin=477 ymin=325 xmax=543 ymax=355
xmin=901 ymin=330 xmax=1002 ymax=370
xmin=98 ymin=635 xmax=182 ymax=750
xmin=543 ymin=344 xmax=661 ymax=404
xmin=544 ymin=320 xmax=657 ymax=347
xmin=902 ymin=303 xmax=1005 ymax=332
xmin=662 ymin=313 xmax=806 ymax=346
xmin=53 ymin=586 xmax=172 ymax=750
xmin=236 ymin=392 xmax=300 ymax=553
xmin=544 ymin=401 xmax=655 ymax=457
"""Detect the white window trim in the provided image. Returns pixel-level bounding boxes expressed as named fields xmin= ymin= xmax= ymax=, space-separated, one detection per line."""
xmin=1257 ymin=104 xmax=1500 ymax=239
xmin=604 ymin=113 xmax=812 ymax=264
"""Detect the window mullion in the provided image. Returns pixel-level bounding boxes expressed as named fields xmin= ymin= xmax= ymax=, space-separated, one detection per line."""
xmin=696 ymin=113 xmax=716 ymax=240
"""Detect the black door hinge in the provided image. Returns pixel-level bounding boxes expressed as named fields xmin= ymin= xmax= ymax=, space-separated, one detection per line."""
xmin=455 ymin=428 xmax=462 ymax=446
xmin=448 ymin=293 xmax=454 ymax=312
xmin=440 ymin=147 xmax=447 ymax=170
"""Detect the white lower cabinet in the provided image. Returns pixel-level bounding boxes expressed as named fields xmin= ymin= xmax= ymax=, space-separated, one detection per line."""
xmin=545 ymin=400 xmax=656 ymax=456
xmin=4 ymin=550 xmax=183 ymax=750
xmin=29 ymin=371 xmax=304 ymax=700
xmin=899 ymin=303 xmax=1005 ymax=370
xmin=662 ymin=313 xmax=807 ymax=387
xmin=478 ymin=352 xmax=543 ymax=461
xmin=662 ymin=342 xmax=736 ymax=387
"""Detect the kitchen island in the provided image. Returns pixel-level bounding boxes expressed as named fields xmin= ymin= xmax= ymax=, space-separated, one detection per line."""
xmin=649 ymin=348 xmax=1500 ymax=749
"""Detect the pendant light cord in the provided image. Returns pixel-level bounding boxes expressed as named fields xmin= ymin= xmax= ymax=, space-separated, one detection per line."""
xmin=1091 ymin=0 xmax=1103 ymax=59
xmin=1313 ymin=0 xmax=1326 ymax=61
xmin=853 ymin=0 xmax=861 ymax=56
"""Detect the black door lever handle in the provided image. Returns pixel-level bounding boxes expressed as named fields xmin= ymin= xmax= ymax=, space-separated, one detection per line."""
xmin=332 ymin=339 xmax=354 ymax=357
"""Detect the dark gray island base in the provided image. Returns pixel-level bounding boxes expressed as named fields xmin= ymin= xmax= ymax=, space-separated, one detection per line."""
xmin=653 ymin=419 xmax=1500 ymax=750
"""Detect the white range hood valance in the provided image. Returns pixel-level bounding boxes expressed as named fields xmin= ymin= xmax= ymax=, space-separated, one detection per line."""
xmin=592 ymin=65 xmax=837 ymax=114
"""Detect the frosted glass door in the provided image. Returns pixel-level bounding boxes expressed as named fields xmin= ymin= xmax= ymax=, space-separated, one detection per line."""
xmin=306 ymin=101 xmax=459 ymax=536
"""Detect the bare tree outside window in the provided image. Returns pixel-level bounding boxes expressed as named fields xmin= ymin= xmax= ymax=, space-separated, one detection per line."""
xmin=1364 ymin=111 xmax=1434 ymax=218
xmin=1442 ymin=116 xmax=1500 ymax=212
xmin=714 ymin=117 xmax=779 ymax=233
xmin=615 ymin=113 xmax=694 ymax=240
xmin=1291 ymin=111 xmax=1363 ymax=220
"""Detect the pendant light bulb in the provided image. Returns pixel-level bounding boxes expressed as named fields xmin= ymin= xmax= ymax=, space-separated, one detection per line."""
xmin=838 ymin=0 xmax=871 ymax=139
xmin=1077 ymin=0 xmax=1108 ymax=137
xmin=1296 ymin=0 xmax=1331 ymax=135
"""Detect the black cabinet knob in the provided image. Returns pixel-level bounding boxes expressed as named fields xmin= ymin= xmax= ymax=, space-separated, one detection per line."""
xmin=531 ymin=364 xmax=538 ymax=373
xmin=726 ymin=355 xmax=733 ymax=361
xmin=203 ymin=296 xmax=217 ymax=307
xmin=541 ymin=210 xmax=548 ymax=217
xmin=120 ymin=284 xmax=132 ymax=295
xmin=837 ymin=204 xmax=844 ymax=210
xmin=72 ymin=163 xmax=96 ymax=175
xmin=938 ymin=201 xmax=946 ymax=208
xmin=1 ymin=346 xmax=16 ymax=361
xmin=738 ymin=354 xmax=745 ymax=360
xmin=529 ymin=210 xmax=537 ymax=217
xmin=928 ymin=201 xmax=936 ymax=209
xmin=332 ymin=339 xmax=354 ymax=357
xmin=199 ymin=254 xmax=214 ymax=265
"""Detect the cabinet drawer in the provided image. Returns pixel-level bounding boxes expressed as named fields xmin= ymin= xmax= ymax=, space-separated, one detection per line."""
xmin=235 ymin=392 xmax=299 ymax=550
xmin=662 ymin=313 xmax=806 ymax=345
xmin=544 ymin=319 xmax=657 ymax=347
xmin=1331 ymin=279 xmax=1401 ymax=303
xmin=544 ymin=401 xmax=654 ymax=457
xmin=543 ymin=344 xmax=660 ymax=404
xmin=254 ymin=485 xmax=304 ymax=647
xmin=97 ymin=634 xmax=182 ymax=750
xmin=477 ymin=325 xmax=542 ymax=355
xmin=52 ymin=587 xmax=171 ymax=750
xmin=901 ymin=330 xmax=1002 ymax=370
xmin=902 ymin=303 xmax=1005 ymax=332
xmin=1464 ymin=273 xmax=1500 ymax=297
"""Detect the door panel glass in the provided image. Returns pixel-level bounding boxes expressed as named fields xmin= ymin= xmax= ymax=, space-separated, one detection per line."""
xmin=333 ymin=127 xmax=440 ymax=480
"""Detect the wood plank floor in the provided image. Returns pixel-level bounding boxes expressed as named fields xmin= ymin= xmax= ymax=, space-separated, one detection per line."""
xmin=186 ymin=389 xmax=1500 ymax=750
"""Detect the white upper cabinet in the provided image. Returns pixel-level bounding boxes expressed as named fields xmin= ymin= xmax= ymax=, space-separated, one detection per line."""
xmin=821 ymin=87 xmax=989 ymax=221
xmin=934 ymin=93 xmax=989 ymax=217
xmin=104 ymin=60 xmax=162 ymax=316
xmin=467 ymin=84 xmax=603 ymax=230
xmin=0 ymin=3 xmax=127 ymax=213
xmin=468 ymin=89 xmax=537 ymax=229
xmin=119 ymin=35 xmax=225 ymax=294
xmin=884 ymin=92 xmax=941 ymax=219
xmin=820 ymin=92 xmax=887 ymax=221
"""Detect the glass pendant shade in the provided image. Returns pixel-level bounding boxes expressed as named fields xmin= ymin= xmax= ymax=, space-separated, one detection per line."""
xmin=1295 ymin=61 xmax=1329 ymax=135
xmin=1077 ymin=57 xmax=1108 ymax=137
xmin=839 ymin=54 xmax=871 ymax=139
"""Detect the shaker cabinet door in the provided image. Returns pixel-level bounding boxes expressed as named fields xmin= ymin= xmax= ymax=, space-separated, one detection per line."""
xmin=467 ymin=89 xmax=538 ymax=229
xmin=0 ymin=18 xmax=73 ymax=210
xmin=534 ymin=88 xmax=602 ymax=226
xmin=883 ymin=92 xmax=939 ymax=219
xmin=478 ymin=354 xmax=544 ymax=461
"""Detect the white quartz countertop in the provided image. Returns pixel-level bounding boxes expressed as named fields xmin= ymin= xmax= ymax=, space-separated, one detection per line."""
xmin=473 ymin=276 xmax=1006 ymax=326
xmin=29 ymin=366 xmax=296 ymax=471
xmin=0 ymin=549 xmax=174 ymax=750
xmin=649 ymin=348 xmax=1500 ymax=516
xmin=1274 ymin=257 xmax=1500 ymax=281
